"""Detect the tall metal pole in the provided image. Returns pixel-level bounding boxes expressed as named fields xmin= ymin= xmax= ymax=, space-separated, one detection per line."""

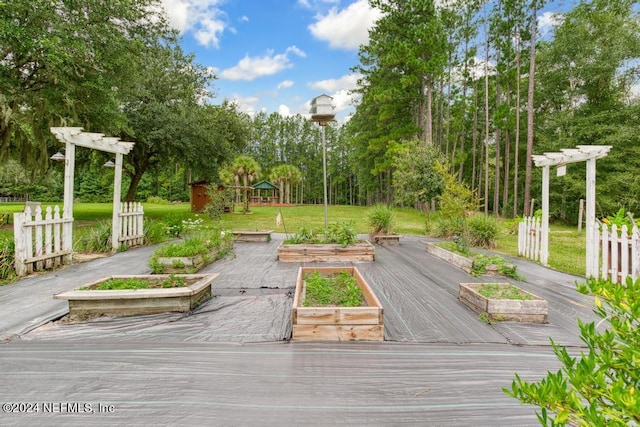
xmin=321 ymin=124 xmax=328 ymax=235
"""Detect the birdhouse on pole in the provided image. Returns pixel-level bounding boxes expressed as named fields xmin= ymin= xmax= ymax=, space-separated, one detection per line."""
xmin=310 ymin=94 xmax=335 ymax=125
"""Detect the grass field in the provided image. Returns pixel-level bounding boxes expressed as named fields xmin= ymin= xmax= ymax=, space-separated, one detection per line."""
xmin=1 ymin=201 xmax=587 ymax=277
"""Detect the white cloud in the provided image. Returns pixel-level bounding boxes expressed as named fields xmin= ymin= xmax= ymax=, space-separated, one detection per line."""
xmin=277 ymin=80 xmax=295 ymax=89
xmin=226 ymin=94 xmax=260 ymax=116
xmin=329 ymin=89 xmax=356 ymax=112
xmin=278 ymin=104 xmax=293 ymax=116
xmin=161 ymin=0 xmax=227 ymax=48
xmin=219 ymin=46 xmax=306 ymax=81
xmin=309 ymin=73 xmax=360 ymax=92
xmin=309 ymin=0 xmax=382 ymax=50
xmin=538 ymin=11 xmax=562 ymax=38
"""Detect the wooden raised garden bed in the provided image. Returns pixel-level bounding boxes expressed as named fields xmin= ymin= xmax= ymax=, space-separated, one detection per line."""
xmin=232 ymin=230 xmax=272 ymax=242
xmin=151 ymin=238 xmax=233 ymax=274
xmin=371 ymin=234 xmax=400 ymax=246
xmin=425 ymin=242 xmax=515 ymax=276
xmin=458 ymin=282 xmax=548 ymax=323
xmin=54 ymin=274 xmax=218 ymax=321
xmin=291 ymin=267 xmax=384 ymax=341
xmin=426 ymin=242 xmax=473 ymax=272
xmin=277 ymin=241 xmax=375 ymax=262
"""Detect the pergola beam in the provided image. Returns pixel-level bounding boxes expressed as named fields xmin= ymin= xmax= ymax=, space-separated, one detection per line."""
xmin=51 ymin=127 xmax=134 ymax=155
xmin=533 ymin=145 xmax=611 ymax=167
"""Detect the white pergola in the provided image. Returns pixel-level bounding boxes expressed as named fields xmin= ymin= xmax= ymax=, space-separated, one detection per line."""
xmin=50 ymin=127 xmax=135 ymax=252
xmin=532 ymin=145 xmax=611 ymax=276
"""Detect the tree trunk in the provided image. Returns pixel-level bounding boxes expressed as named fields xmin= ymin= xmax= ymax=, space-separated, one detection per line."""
xmin=243 ymin=175 xmax=250 ymax=213
xmin=286 ymin=181 xmax=291 ymax=204
xmin=494 ymin=84 xmax=502 ymax=218
xmin=513 ymin=29 xmax=521 ymax=218
xmin=524 ymin=5 xmax=538 ymax=217
xmin=125 ymin=166 xmax=147 ymax=202
xmin=471 ymin=81 xmax=479 ymax=191
xmin=425 ymin=78 xmax=434 ymax=145
xmin=484 ymin=31 xmax=490 ymax=216
xmin=503 ymin=128 xmax=511 ymax=216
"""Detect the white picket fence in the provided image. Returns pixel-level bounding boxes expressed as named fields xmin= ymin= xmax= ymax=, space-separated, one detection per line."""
xmin=593 ymin=223 xmax=640 ymax=283
xmin=12 ymin=202 xmax=144 ymax=276
xmin=13 ymin=205 xmax=73 ymax=276
xmin=518 ymin=216 xmax=542 ymax=261
xmin=118 ymin=202 xmax=144 ymax=247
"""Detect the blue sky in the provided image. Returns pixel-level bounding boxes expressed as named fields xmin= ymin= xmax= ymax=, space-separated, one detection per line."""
xmin=160 ymin=0 xmax=382 ymax=123
xmin=159 ymin=0 xmax=577 ymax=123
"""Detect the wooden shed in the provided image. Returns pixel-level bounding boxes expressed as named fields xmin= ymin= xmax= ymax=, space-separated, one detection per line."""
xmin=189 ymin=181 xmax=210 ymax=212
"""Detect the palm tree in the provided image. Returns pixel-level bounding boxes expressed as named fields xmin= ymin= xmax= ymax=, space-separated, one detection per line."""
xmin=231 ymin=155 xmax=261 ymax=213
xmin=270 ymin=164 xmax=302 ymax=204
xmin=270 ymin=164 xmax=288 ymax=204
xmin=283 ymin=164 xmax=302 ymax=205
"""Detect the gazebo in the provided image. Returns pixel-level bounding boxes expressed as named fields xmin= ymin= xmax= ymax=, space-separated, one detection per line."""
xmin=251 ymin=180 xmax=279 ymax=205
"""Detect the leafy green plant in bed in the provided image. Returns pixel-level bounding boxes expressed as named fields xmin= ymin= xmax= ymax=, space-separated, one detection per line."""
xmin=368 ymin=204 xmax=395 ymax=235
xmin=285 ymin=222 xmax=358 ymax=247
xmin=477 ymin=284 xmax=533 ymax=300
xmin=471 ymin=254 xmax=522 ymax=280
xmin=303 ymin=270 xmax=364 ymax=307
xmin=87 ymin=275 xmax=186 ymax=290
xmin=148 ymin=227 xmax=233 ymax=273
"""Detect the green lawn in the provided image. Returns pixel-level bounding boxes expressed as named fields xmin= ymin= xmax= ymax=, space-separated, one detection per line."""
xmin=1 ymin=201 xmax=588 ymax=277
xmin=494 ymin=222 xmax=586 ymax=277
xmin=220 ymin=205 xmax=427 ymax=235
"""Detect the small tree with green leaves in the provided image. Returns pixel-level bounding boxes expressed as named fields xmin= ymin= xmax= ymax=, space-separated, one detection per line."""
xmin=505 ymin=277 xmax=640 ymax=426
xmin=436 ymin=162 xmax=480 ymax=248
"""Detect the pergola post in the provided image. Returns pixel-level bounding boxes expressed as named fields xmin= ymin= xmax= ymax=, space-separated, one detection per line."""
xmin=540 ymin=165 xmax=550 ymax=266
xmin=111 ymin=153 xmax=124 ymax=252
xmin=62 ymin=141 xmax=75 ymax=263
xmin=585 ymin=157 xmax=597 ymax=277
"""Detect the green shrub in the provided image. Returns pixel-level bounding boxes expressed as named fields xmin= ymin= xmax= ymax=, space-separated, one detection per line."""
xmin=163 ymin=213 xmax=189 ymax=237
xmin=433 ymin=216 xmax=465 ymax=239
xmin=204 ymin=186 xmax=234 ymax=220
xmin=467 ymin=214 xmax=500 ymax=248
xmin=368 ymin=204 xmax=395 ymax=234
xmin=74 ymin=220 xmax=112 ymax=253
xmin=0 ymin=236 xmax=16 ymax=285
xmin=144 ymin=219 xmax=170 ymax=245
xmin=146 ymin=196 xmax=170 ymax=205
xmin=505 ymin=277 xmax=640 ymax=426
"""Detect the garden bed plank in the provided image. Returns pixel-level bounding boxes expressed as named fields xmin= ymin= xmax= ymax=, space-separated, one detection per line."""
xmin=277 ymin=242 xmax=375 ymax=262
xmin=291 ymin=324 xmax=384 ymax=341
xmin=232 ymin=231 xmax=272 ymax=242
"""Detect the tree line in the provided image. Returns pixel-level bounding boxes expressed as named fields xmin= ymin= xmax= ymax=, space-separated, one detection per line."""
xmin=2 ymin=0 xmax=639 ymax=224
xmin=349 ymin=0 xmax=640 ymax=222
